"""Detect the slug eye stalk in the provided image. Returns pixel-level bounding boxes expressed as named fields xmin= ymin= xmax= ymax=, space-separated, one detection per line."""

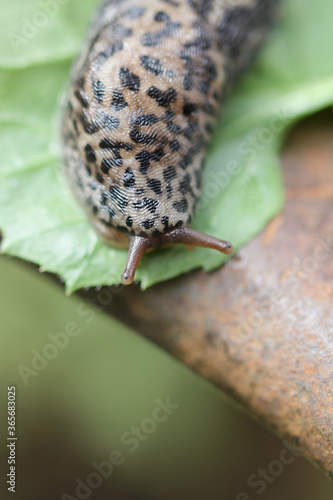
xmin=121 ymin=228 xmax=233 ymax=285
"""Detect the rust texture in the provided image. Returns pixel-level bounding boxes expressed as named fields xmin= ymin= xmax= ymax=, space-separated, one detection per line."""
xmin=84 ymin=112 xmax=333 ymax=478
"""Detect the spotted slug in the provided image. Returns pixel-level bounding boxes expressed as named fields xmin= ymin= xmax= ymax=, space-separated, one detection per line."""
xmin=61 ymin=0 xmax=278 ymax=285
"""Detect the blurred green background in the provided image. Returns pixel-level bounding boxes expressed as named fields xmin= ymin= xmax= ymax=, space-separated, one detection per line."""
xmin=1 ymin=256 xmax=333 ymax=499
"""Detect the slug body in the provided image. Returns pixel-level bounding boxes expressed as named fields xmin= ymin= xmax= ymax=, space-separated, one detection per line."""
xmin=62 ymin=0 xmax=277 ymax=284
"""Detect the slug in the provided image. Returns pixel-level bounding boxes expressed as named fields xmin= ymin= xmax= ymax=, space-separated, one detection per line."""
xmin=61 ymin=0 xmax=278 ymax=285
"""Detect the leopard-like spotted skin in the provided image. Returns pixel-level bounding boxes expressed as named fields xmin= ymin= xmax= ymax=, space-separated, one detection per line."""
xmin=62 ymin=0 xmax=277 ymax=247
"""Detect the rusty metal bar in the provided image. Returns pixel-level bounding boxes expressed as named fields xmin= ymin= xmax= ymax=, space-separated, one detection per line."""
xmin=80 ymin=112 xmax=333 ymax=479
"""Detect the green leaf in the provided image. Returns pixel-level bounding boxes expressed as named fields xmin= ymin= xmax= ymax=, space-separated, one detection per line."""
xmin=1 ymin=0 xmax=332 ymax=291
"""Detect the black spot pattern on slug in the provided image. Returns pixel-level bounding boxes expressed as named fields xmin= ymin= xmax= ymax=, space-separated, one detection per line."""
xmin=147 ymin=178 xmax=162 ymax=195
xmin=194 ymin=168 xmax=202 ymax=190
xmin=140 ymin=55 xmax=163 ymax=75
xmin=103 ymin=115 xmax=120 ymax=130
xmin=183 ymin=102 xmax=198 ymax=116
xmin=94 ymin=41 xmax=124 ymax=69
xmin=74 ymin=88 xmax=88 ymax=108
xmin=173 ymin=199 xmax=188 ymax=213
xmin=100 ymin=191 xmax=108 ymax=205
xmin=129 ymin=129 xmax=158 ymax=145
xmin=99 ymin=139 xmax=133 ymax=152
xmin=142 ymin=219 xmax=155 ymax=229
xmin=135 ymin=151 xmax=151 ymax=174
xmin=141 ymin=15 xmax=180 ymax=46
xmin=163 ymin=166 xmax=176 ymax=182
xmin=113 ymin=23 xmax=133 ymax=39
xmin=179 ymin=173 xmax=192 ymax=195
xmin=185 ymin=33 xmax=212 ymax=50
xmin=167 ymin=122 xmax=182 ymax=134
xmin=161 ymin=215 xmax=169 ymax=229
xmin=101 ymin=158 xmax=123 ymax=174
xmin=62 ymin=0 xmax=277 ymax=241
xmin=123 ymin=168 xmax=136 ymax=187
xmin=147 ymin=86 xmax=177 ymax=107
xmin=79 ymin=110 xmax=98 ymax=134
xmin=92 ymin=79 xmax=105 ymax=102
xmin=84 ymin=144 xmax=96 ymax=163
xmin=169 ymin=139 xmax=181 ymax=152
xmin=187 ymin=0 xmax=215 ymax=20
xmin=107 ymin=207 xmax=116 ymax=220
xmin=166 ymin=183 xmax=173 ymax=199
xmin=119 ymin=67 xmax=141 ymax=92
xmin=111 ymin=90 xmax=128 ymax=110
xmin=126 ymin=215 xmax=133 ymax=227
xmin=155 ymin=11 xmax=169 ymax=22
xmin=109 ymin=186 xmax=128 ymax=211
xmin=133 ymin=114 xmax=159 ymax=126
xmin=133 ymin=197 xmax=159 ymax=213
xmin=135 ymin=148 xmax=165 ymax=174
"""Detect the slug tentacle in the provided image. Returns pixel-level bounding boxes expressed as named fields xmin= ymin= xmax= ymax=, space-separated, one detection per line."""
xmin=121 ymin=236 xmax=153 ymax=285
xmin=162 ymin=227 xmax=233 ymax=254
xmin=62 ymin=0 xmax=279 ymax=285
xmin=121 ymin=228 xmax=233 ymax=285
